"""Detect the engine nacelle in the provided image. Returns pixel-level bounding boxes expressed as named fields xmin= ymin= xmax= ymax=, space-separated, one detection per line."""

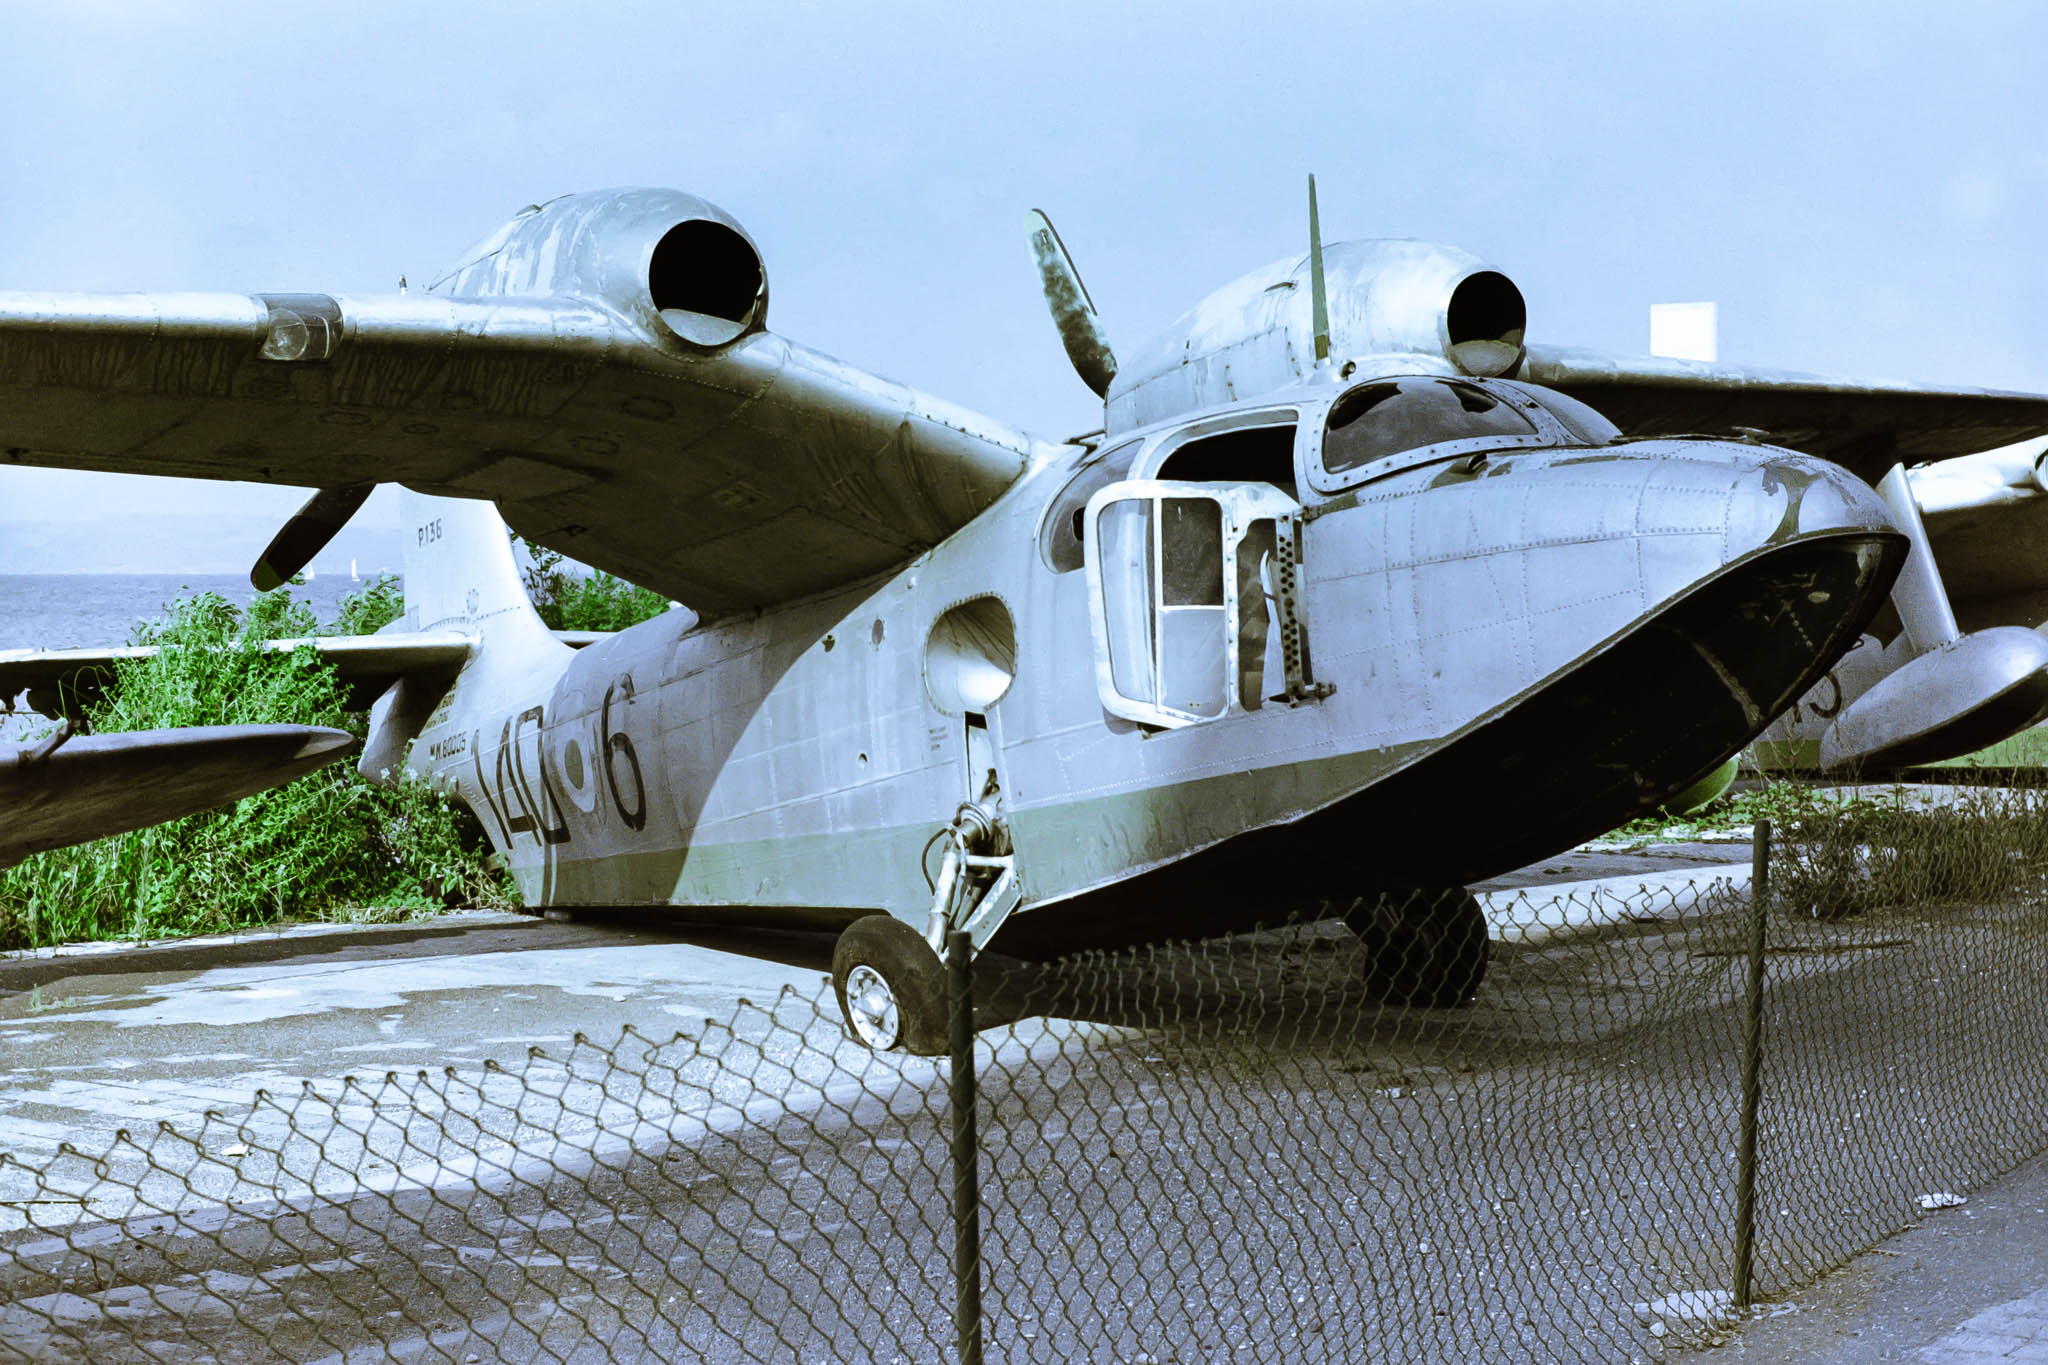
xmin=1106 ymin=239 xmax=1526 ymax=434
xmin=427 ymin=187 xmax=768 ymax=351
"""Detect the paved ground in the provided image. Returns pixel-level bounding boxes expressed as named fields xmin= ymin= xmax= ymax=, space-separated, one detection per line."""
xmin=12 ymin=833 xmax=2047 ymax=1363
xmin=0 ymin=838 xmax=1753 ymax=1177
xmin=0 ymin=910 xmax=834 ymax=1174
xmin=1720 ymin=1147 xmax=2048 ymax=1363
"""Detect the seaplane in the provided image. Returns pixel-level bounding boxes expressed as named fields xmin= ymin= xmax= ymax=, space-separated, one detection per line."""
xmin=2 ymin=180 xmax=2045 ymax=1051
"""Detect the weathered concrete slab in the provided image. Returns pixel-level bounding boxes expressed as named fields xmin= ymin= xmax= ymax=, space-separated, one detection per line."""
xmin=0 ymin=910 xmax=833 ymax=1182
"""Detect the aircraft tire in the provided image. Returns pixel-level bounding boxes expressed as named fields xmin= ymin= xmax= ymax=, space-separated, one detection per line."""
xmin=832 ymin=915 xmax=949 ymax=1056
xmin=1345 ymin=888 xmax=1490 ymax=1008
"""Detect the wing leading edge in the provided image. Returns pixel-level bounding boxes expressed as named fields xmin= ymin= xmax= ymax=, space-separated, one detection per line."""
xmin=0 ymin=287 xmax=1044 ymax=615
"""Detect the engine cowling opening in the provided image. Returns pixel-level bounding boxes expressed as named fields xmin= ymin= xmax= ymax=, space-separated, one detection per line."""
xmin=651 ymin=219 xmax=765 ymax=347
xmin=1445 ymin=270 xmax=1526 ymax=377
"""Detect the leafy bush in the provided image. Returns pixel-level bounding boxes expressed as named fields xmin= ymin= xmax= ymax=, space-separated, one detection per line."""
xmin=517 ymin=537 xmax=672 ymax=632
xmin=0 ymin=586 xmax=508 ymax=950
xmin=324 ymin=572 xmax=406 ymax=637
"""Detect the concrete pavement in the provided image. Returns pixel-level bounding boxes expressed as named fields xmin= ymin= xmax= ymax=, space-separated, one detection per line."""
xmin=0 ymin=836 xmax=1756 ymax=1179
xmin=0 ymin=909 xmax=834 ymax=1183
xmin=33 ymin=833 xmax=2045 ymax=1363
xmin=1722 ymin=1145 xmax=2048 ymax=1363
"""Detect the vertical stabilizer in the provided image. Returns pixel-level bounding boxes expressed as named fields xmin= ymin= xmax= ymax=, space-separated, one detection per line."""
xmin=362 ymin=492 xmax=569 ymax=784
xmin=398 ymin=490 xmax=553 ymax=647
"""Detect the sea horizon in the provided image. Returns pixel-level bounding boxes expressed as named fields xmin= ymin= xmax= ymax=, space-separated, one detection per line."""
xmin=0 ymin=572 xmax=387 ymax=650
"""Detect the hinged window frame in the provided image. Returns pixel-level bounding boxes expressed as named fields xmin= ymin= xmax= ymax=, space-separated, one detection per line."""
xmin=1082 ymin=478 xmax=1310 ymax=730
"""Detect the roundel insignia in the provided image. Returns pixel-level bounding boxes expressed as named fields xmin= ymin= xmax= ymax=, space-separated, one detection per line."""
xmin=466 ymin=588 xmax=481 ymax=616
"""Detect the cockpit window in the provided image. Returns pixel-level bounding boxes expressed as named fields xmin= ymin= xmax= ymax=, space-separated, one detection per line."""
xmin=1320 ymin=378 xmax=1537 ymax=476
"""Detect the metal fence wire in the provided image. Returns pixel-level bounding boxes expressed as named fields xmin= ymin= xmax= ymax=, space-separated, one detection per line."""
xmin=8 ymin=790 xmax=2048 ymax=1362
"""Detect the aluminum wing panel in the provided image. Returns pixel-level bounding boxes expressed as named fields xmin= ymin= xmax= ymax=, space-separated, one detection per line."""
xmin=0 ymin=724 xmax=356 ymax=868
xmin=1522 ymin=343 xmax=2048 ymax=481
xmin=0 ymin=292 xmax=1038 ymax=614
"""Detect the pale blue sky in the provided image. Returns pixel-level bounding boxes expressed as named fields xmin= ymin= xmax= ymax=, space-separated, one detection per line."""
xmin=2 ymin=1 xmax=2042 ymax=565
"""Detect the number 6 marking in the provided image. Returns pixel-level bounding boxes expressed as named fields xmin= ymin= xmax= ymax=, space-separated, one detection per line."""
xmin=601 ymin=676 xmax=647 ymax=831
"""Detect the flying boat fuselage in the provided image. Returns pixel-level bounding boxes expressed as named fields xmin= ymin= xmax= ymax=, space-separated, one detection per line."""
xmin=414 ymin=371 xmax=1903 ymax=956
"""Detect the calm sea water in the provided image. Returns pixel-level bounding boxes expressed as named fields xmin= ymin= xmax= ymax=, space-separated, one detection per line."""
xmin=0 ymin=574 xmax=384 ymax=650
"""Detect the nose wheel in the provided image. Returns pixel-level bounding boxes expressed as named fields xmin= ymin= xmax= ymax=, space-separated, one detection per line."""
xmin=831 ymin=915 xmax=949 ymax=1055
xmin=1344 ymin=888 xmax=1490 ymax=1007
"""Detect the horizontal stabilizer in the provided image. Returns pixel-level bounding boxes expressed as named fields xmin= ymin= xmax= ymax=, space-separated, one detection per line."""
xmin=1522 ymin=344 xmax=2048 ymax=482
xmin=0 ymin=632 xmax=473 ymax=718
xmin=0 ymin=723 xmax=356 ymax=869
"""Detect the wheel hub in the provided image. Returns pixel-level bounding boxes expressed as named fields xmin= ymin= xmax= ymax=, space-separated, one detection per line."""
xmin=844 ymin=963 xmax=902 ymax=1049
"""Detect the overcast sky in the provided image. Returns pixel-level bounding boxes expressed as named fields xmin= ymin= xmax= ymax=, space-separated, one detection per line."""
xmin=2 ymin=1 xmax=2042 ymax=568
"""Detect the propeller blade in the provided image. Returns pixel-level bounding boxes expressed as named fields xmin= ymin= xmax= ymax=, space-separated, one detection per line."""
xmin=251 ymin=484 xmax=374 ymax=591
xmin=1027 ymin=209 xmax=1118 ymax=399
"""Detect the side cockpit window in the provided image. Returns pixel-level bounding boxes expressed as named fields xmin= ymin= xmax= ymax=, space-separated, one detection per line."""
xmin=1320 ymin=378 xmax=1536 ymax=477
xmin=1523 ymin=386 xmax=1622 ymax=446
xmin=1041 ymin=441 xmax=1143 ymax=573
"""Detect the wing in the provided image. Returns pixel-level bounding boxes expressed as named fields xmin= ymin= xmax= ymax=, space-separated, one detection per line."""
xmin=1522 ymin=344 xmax=2048 ymax=483
xmin=1910 ymin=441 xmax=2048 ymax=612
xmin=0 ymin=724 xmax=355 ymax=869
xmin=0 ymin=633 xmax=474 ymax=717
xmin=0 ymin=291 xmax=1044 ymax=614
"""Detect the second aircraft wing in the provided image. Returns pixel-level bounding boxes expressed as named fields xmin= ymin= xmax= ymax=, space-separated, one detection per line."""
xmin=1522 ymin=343 xmax=2048 ymax=481
xmin=0 ymin=723 xmax=356 ymax=870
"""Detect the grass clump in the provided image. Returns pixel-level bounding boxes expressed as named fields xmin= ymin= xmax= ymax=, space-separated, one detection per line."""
xmin=1767 ymin=783 xmax=2048 ymax=920
xmin=322 ymin=572 xmax=405 ymax=637
xmin=0 ymin=582 xmax=508 ymax=951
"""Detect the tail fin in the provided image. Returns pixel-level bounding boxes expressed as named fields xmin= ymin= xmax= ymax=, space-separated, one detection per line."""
xmin=360 ymin=493 xmax=565 ymax=785
xmin=397 ymin=490 xmax=552 ymax=642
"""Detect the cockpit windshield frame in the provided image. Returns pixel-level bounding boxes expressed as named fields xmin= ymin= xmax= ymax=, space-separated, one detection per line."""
xmin=1303 ymin=376 xmax=1615 ymax=495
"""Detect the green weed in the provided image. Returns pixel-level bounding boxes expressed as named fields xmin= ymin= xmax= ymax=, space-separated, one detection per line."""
xmin=517 ymin=537 xmax=673 ymax=632
xmin=1599 ymin=779 xmax=1875 ymax=845
xmin=0 ymin=585 xmax=510 ymax=951
xmin=1768 ymin=786 xmax=2048 ymax=920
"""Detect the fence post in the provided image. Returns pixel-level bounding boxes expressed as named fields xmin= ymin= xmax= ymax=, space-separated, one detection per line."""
xmin=947 ymin=929 xmax=985 ymax=1365
xmin=1733 ymin=818 xmax=1770 ymax=1311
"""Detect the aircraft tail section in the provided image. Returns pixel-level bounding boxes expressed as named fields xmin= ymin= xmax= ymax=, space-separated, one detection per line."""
xmin=364 ymin=491 xmax=571 ymax=782
xmin=399 ymin=490 xmax=551 ymax=643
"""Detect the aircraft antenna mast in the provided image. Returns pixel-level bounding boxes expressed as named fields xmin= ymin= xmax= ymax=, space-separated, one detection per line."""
xmin=1308 ymin=174 xmax=1331 ymax=367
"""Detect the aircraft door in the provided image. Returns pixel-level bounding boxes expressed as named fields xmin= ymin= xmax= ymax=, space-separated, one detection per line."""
xmin=1084 ymin=480 xmax=1312 ymax=728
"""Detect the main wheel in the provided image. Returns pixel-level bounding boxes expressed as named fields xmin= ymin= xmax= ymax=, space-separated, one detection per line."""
xmin=1345 ymin=888 xmax=1490 ymax=1008
xmin=831 ymin=915 xmax=950 ymax=1055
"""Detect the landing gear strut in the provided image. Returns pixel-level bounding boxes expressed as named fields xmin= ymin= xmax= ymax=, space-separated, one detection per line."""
xmin=1344 ymin=888 xmax=1490 ymax=1008
xmin=831 ymin=914 xmax=949 ymax=1055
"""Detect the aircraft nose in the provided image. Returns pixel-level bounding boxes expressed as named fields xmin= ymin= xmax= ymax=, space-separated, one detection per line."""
xmin=1719 ymin=440 xmax=1899 ymax=551
xmin=1568 ymin=439 xmax=1902 ymax=610
xmin=1291 ymin=438 xmax=1906 ymax=880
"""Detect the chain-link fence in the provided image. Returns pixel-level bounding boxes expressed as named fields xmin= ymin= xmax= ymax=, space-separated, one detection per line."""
xmin=8 ymin=790 xmax=2048 ymax=1362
